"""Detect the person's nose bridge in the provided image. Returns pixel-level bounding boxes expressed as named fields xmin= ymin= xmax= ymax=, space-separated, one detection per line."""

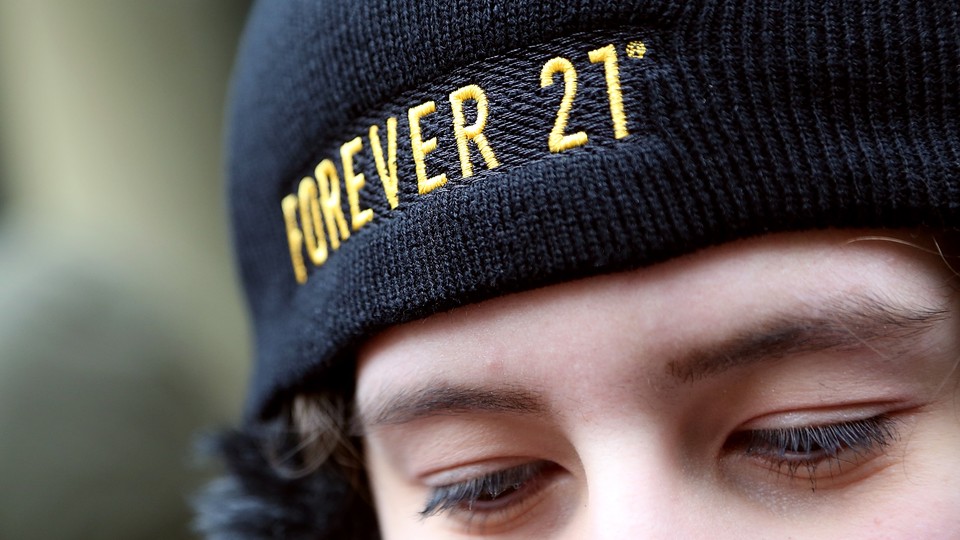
xmin=579 ymin=441 xmax=689 ymax=539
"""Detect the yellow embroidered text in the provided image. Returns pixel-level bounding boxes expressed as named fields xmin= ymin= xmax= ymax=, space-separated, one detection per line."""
xmin=281 ymin=194 xmax=308 ymax=284
xmin=280 ymin=40 xmax=651 ymax=283
xmin=589 ymin=44 xmax=629 ymax=139
xmin=540 ymin=57 xmax=589 ymax=153
xmin=369 ymin=118 xmax=399 ymax=209
xmin=341 ymin=137 xmax=374 ymax=231
xmin=449 ymin=84 xmax=501 ymax=177
xmin=297 ymin=177 xmax=329 ymax=267
xmin=316 ymin=159 xmax=350 ymax=249
xmin=409 ymin=101 xmax=447 ymax=195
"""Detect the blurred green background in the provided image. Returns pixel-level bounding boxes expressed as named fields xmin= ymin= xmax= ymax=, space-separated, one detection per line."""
xmin=0 ymin=1 xmax=253 ymax=538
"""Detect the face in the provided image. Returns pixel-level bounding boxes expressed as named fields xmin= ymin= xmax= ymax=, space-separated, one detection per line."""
xmin=355 ymin=230 xmax=960 ymax=539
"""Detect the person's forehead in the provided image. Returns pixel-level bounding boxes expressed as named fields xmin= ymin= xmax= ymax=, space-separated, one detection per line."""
xmin=355 ymin=229 xmax=954 ymax=407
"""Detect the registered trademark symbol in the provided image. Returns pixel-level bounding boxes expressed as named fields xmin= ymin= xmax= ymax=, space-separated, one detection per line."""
xmin=626 ymin=41 xmax=647 ymax=59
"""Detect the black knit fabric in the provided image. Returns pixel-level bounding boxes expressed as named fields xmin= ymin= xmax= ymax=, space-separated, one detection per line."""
xmin=228 ymin=0 xmax=960 ymax=421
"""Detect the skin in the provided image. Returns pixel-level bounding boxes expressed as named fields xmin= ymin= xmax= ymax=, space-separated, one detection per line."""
xmin=355 ymin=230 xmax=960 ymax=539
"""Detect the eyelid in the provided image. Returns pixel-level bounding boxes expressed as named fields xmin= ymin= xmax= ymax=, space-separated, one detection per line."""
xmin=421 ymin=457 xmax=542 ymax=486
xmin=723 ymin=413 xmax=901 ymax=489
xmin=738 ymin=401 xmax=910 ymax=430
xmin=420 ymin=460 xmax=557 ymax=519
xmin=735 ymin=415 xmax=898 ymax=455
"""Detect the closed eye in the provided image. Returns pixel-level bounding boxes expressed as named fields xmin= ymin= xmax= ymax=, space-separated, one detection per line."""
xmin=420 ymin=460 xmax=559 ymax=519
xmin=723 ymin=414 xmax=899 ymax=488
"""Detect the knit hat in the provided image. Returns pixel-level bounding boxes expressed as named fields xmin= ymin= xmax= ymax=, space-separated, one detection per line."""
xmin=227 ymin=0 xmax=960 ymax=422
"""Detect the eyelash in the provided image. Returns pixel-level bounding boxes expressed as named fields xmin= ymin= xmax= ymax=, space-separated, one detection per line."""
xmin=725 ymin=414 xmax=900 ymax=486
xmin=420 ymin=461 xmax=555 ymax=519
xmin=421 ymin=415 xmax=899 ymax=520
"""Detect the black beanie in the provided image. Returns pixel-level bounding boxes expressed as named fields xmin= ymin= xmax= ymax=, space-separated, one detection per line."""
xmin=227 ymin=0 xmax=960 ymax=422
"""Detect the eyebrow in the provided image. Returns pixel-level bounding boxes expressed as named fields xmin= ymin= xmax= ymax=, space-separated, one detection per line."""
xmin=357 ymin=383 xmax=548 ymax=432
xmin=358 ymin=295 xmax=949 ymax=431
xmin=665 ymin=295 xmax=949 ymax=383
